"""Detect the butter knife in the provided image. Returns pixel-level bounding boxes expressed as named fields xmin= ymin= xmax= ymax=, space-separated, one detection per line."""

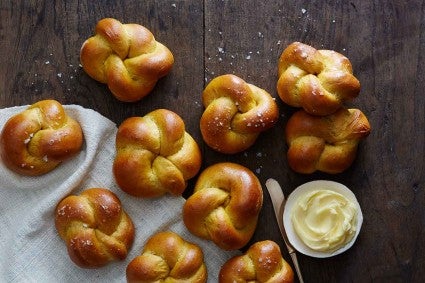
xmin=265 ymin=178 xmax=304 ymax=283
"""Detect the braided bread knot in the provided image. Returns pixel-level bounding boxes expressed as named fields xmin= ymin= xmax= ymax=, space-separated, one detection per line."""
xmin=126 ymin=231 xmax=207 ymax=283
xmin=219 ymin=240 xmax=294 ymax=283
xmin=113 ymin=109 xmax=202 ymax=198
xmin=277 ymin=42 xmax=360 ymax=116
xmin=201 ymin=74 xmax=279 ymax=154
xmin=286 ymin=108 xmax=371 ymax=174
xmin=0 ymin=99 xmax=83 ymax=176
xmin=55 ymin=188 xmax=135 ymax=268
xmin=183 ymin=162 xmax=263 ymax=250
xmin=80 ymin=18 xmax=174 ymax=102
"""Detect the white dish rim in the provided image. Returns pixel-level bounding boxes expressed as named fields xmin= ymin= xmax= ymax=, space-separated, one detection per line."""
xmin=283 ymin=180 xmax=363 ymax=258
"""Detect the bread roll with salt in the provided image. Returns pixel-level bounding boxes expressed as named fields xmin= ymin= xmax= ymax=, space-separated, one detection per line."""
xmin=183 ymin=162 xmax=263 ymax=250
xmin=201 ymin=74 xmax=279 ymax=154
xmin=219 ymin=240 xmax=294 ymax=283
xmin=55 ymin=188 xmax=135 ymax=268
xmin=277 ymin=41 xmax=360 ymax=116
xmin=113 ymin=109 xmax=202 ymax=198
xmin=80 ymin=18 xmax=174 ymax=102
xmin=126 ymin=231 xmax=207 ymax=283
xmin=286 ymin=108 xmax=371 ymax=174
xmin=0 ymin=99 xmax=83 ymax=176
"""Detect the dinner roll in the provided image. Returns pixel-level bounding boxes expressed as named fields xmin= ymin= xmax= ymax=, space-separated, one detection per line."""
xmin=201 ymin=74 xmax=279 ymax=154
xmin=183 ymin=162 xmax=263 ymax=250
xmin=126 ymin=231 xmax=207 ymax=283
xmin=286 ymin=108 xmax=371 ymax=174
xmin=277 ymin=42 xmax=360 ymax=116
xmin=0 ymin=99 xmax=83 ymax=176
xmin=55 ymin=188 xmax=135 ymax=268
xmin=80 ymin=18 xmax=174 ymax=102
xmin=219 ymin=240 xmax=294 ymax=283
xmin=113 ymin=109 xmax=202 ymax=198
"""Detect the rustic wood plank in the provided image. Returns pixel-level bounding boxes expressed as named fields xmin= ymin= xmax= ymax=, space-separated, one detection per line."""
xmin=0 ymin=0 xmax=424 ymax=282
xmin=0 ymin=0 xmax=205 ymax=133
xmin=204 ymin=1 xmax=424 ymax=282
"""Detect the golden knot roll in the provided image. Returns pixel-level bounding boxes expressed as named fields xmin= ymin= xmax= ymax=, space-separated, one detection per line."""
xmin=126 ymin=231 xmax=207 ymax=283
xmin=286 ymin=108 xmax=371 ymax=174
xmin=55 ymin=188 xmax=135 ymax=268
xmin=0 ymin=99 xmax=83 ymax=176
xmin=201 ymin=74 xmax=279 ymax=154
xmin=113 ymin=109 xmax=202 ymax=198
xmin=80 ymin=18 xmax=174 ymax=102
xmin=277 ymin=42 xmax=360 ymax=116
xmin=183 ymin=162 xmax=263 ymax=250
xmin=219 ymin=240 xmax=294 ymax=283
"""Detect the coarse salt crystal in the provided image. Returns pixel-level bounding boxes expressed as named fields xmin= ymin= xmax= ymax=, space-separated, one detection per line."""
xmin=57 ymin=206 xmax=66 ymax=216
xmin=101 ymin=204 xmax=109 ymax=212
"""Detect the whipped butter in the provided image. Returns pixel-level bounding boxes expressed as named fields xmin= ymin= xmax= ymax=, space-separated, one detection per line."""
xmin=291 ymin=189 xmax=358 ymax=252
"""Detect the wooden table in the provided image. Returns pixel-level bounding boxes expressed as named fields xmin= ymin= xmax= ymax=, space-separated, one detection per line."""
xmin=1 ymin=1 xmax=424 ymax=282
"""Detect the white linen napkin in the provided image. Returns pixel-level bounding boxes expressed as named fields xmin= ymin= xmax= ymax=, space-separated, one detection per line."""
xmin=0 ymin=104 xmax=238 ymax=282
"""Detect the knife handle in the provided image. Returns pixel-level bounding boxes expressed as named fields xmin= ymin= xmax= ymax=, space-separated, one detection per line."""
xmin=290 ymin=252 xmax=304 ymax=283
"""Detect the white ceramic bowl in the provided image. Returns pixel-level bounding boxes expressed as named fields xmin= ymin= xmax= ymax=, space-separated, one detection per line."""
xmin=283 ymin=180 xmax=363 ymax=258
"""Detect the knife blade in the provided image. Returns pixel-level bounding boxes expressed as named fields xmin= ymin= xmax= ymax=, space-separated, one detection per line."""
xmin=265 ymin=178 xmax=304 ymax=283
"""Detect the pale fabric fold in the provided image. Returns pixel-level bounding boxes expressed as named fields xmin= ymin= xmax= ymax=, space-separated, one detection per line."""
xmin=0 ymin=104 xmax=237 ymax=282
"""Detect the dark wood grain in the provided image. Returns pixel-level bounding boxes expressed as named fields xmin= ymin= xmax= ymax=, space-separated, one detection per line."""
xmin=1 ymin=0 xmax=424 ymax=282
